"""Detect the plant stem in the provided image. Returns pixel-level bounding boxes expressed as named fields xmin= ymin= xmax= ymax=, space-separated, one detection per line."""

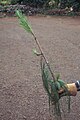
xmin=32 ymin=32 xmax=56 ymax=81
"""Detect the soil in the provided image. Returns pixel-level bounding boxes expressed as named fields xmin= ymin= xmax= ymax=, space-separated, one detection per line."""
xmin=0 ymin=16 xmax=80 ymax=120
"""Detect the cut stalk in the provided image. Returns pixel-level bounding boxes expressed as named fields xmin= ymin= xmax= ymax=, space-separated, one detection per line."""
xmin=16 ymin=10 xmax=56 ymax=81
xmin=16 ymin=10 xmax=79 ymax=118
xmin=32 ymin=33 xmax=56 ymax=81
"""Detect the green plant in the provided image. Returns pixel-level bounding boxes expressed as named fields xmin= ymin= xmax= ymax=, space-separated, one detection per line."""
xmin=11 ymin=0 xmax=19 ymax=4
xmin=16 ymin=10 xmax=71 ymax=119
xmin=0 ymin=0 xmax=11 ymax=5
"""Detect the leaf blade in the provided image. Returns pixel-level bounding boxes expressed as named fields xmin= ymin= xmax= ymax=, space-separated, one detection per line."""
xmin=16 ymin=10 xmax=33 ymax=34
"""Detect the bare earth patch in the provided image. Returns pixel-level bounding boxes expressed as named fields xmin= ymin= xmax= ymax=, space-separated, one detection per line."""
xmin=0 ymin=16 xmax=80 ymax=120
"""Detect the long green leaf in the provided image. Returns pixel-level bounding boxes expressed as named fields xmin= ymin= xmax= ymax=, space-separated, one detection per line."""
xmin=41 ymin=63 xmax=51 ymax=97
xmin=16 ymin=10 xmax=33 ymax=34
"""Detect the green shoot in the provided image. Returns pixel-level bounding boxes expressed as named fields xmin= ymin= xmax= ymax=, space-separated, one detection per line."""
xmin=16 ymin=10 xmax=33 ymax=35
xmin=16 ymin=10 xmax=71 ymax=118
xmin=33 ymin=49 xmax=41 ymax=56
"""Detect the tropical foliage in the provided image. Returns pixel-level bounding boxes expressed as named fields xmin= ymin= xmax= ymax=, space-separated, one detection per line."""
xmin=0 ymin=0 xmax=11 ymax=5
xmin=0 ymin=0 xmax=80 ymax=11
xmin=12 ymin=0 xmax=80 ymax=11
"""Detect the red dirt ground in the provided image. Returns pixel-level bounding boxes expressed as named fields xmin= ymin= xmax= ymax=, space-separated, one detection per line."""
xmin=0 ymin=16 xmax=80 ymax=120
